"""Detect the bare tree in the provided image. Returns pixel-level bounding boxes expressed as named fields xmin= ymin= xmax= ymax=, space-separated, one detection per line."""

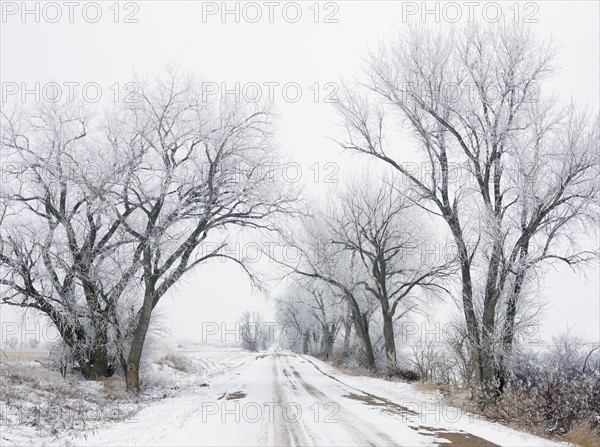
xmin=0 ymin=101 xmax=134 ymax=379
xmin=105 ymin=74 xmax=297 ymax=391
xmin=239 ymin=311 xmax=267 ymax=352
xmin=336 ymin=23 xmax=599 ymax=402
xmin=329 ymin=176 xmax=453 ymax=372
xmin=275 ymin=291 xmax=314 ymax=353
xmin=306 ymin=285 xmax=342 ymax=359
xmin=270 ymin=214 xmax=378 ymax=368
xmin=1 ymin=73 xmax=297 ymax=392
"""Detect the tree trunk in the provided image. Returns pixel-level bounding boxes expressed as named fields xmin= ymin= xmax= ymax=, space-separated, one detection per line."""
xmin=92 ymin=323 xmax=112 ymax=378
xmin=342 ymin=310 xmax=352 ymax=357
xmin=35 ymin=302 xmax=101 ymax=380
xmin=344 ymin=292 xmax=374 ymax=368
xmin=498 ymin=240 xmax=530 ymax=394
xmin=479 ymin=325 xmax=498 ymax=403
xmin=381 ymin=308 xmax=397 ymax=372
xmin=321 ymin=324 xmax=336 ymax=358
xmin=52 ymin=318 xmax=100 ymax=380
xmin=125 ymin=285 xmax=156 ymax=393
xmin=73 ymin=350 xmax=96 ymax=380
xmin=444 ymin=210 xmax=483 ymax=393
xmin=302 ymin=330 xmax=310 ymax=354
xmin=342 ymin=291 xmax=374 ymax=368
xmin=479 ymin=237 xmax=504 ymax=404
xmin=357 ymin=310 xmax=375 ymax=369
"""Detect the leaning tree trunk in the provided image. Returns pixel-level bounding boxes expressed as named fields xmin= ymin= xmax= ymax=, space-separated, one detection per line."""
xmin=444 ymin=210 xmax=484 ymax=394
xmin=358 ymin=311 xmax=375 ymax=369
xmin=125 ymin=282 xmax=156 ymax=393
xmin=381 ymin=308 xmax=397 ymax=372
xmin=346 ymin=293 xmax=375 ymax=369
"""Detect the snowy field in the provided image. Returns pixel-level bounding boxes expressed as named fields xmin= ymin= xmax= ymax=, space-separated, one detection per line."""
xmin=1 ymin=348 xmax=573 ymax=446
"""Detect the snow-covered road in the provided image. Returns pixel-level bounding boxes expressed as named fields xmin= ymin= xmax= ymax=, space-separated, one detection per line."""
xmin=73 ymin=352 xmax=566 ymax=447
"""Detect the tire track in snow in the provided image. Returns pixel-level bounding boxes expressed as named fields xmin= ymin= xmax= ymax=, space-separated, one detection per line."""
xmin=298 ymin=355 xmax=500 ymax=447
xmin=272 ymin=355 xmax=311 ymax=446
xmin=284 ymin=357 xmax=398 ymax=446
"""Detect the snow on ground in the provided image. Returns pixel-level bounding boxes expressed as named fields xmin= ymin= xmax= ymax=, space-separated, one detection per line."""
xmin=0 ymin=347 xmax=256 ymax=447
xmin=142 ymin=347 xmax=253 ymax=397
xmin=300 ymin=355 xmax=572 ymax=447
xmin=1 ymin=349 xmax=572 ymax=447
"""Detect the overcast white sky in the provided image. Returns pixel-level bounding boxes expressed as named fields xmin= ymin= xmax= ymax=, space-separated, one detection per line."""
xmin=1 ymin=1 xmax=598 ymax=344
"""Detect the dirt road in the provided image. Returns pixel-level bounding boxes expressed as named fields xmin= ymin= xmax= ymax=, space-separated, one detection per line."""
xmin=76 ymin=352 xmax=563 ymax=446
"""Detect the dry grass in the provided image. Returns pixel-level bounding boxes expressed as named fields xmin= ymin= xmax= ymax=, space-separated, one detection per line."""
xmin=328 ymin=363 xmax=378 ymax=378
xmin=1 ymin=352 xmax=211 ymax=443
xmin=98 ymin=375 xmax=127 ymax=400
xmin=413 ymin=381 xmax=449 ymax=394
xmin=441 ymin=386 xmax=600 ymax=445
xmin=0 ymin=361 xmax=140 ymax=441
xmin=327 ymin=362 xmax=421 ymax=384
xmin=156 ymin=353 xmax=194 ymax=373
xmin=1 ymin=348 xmax=50 ymax=362
xmin=443 ymin=389 xmax=546 ymax=437
xmin=563 ymin=420 xmax=600 ymax=447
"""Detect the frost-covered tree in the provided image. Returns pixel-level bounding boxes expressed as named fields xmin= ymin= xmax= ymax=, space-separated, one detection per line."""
xmin=336 ymin=23 xmax=599 ymax=402
xmin=103 ymin=74 xmax=296 ymax=392
xmin=271 ymin=213 xmax=378 ymax=368
xmin=1 ymin=73 xmax=297 ymax=391
xmin=1 ymin=101 xmax=135 ymax=379
xmin=239 ymin=311 xmax=269 ymax=352
xmin=329 ymin=176 xmax=452 ymax=371
xmin=276 ymin=282 xmax=343 ymax=358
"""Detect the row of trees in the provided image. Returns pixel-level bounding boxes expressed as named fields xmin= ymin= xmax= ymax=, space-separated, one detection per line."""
xmin=274 ymin=177 xmax=452 ymax=373
xmin=0 ymin=75 xmax=296 ymax=392
xmin=275 ymin=23 xmax=599 ymax=405
xmin=1 ymin=23 xmax=597 ymax=407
